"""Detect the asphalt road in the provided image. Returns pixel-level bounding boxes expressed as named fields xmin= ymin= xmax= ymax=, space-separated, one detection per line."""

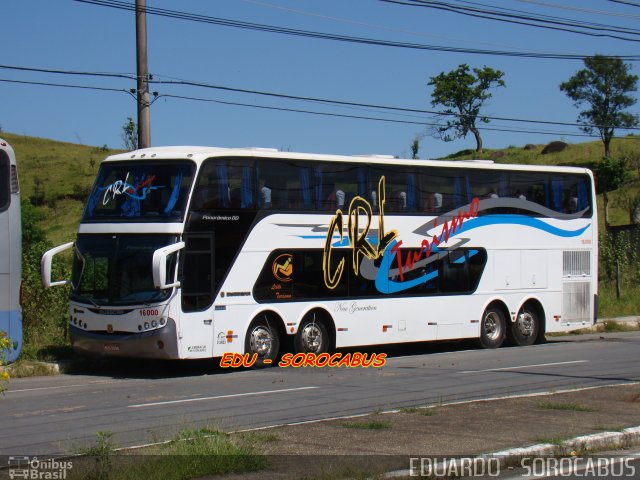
xmin=2 ymin=331 xmax=639 ymax=456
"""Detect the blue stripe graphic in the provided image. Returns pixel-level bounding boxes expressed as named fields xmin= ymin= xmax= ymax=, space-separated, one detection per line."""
xmin=454 ymin=215 xmax=590 ymax=238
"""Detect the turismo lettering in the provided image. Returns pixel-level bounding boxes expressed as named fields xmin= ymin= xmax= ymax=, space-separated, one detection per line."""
xmin=391 ymin=197 xmax=479 ymax=282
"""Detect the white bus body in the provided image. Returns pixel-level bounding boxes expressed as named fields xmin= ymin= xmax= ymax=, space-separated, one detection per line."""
xmin=0 ymin=138 xmax=22 ymax=363
xmin=42 ymin=146 xmax=597 ymax=364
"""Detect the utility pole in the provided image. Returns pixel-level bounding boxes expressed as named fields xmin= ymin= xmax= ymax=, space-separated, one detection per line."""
xmin=135 ymin=0 xmax=151 ymax=149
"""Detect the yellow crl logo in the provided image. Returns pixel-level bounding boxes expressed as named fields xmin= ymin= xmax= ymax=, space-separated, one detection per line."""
xmin=272 ymin=254 xmax=293 ymax=282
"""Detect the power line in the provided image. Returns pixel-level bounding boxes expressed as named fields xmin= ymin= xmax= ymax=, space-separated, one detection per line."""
xmin=515 ymin=0 xmax=640 ymax=20
xmin=0 ymin=64 xmax=136 ymax=80
xmin=609 ymin=0 xmax=640 ymax=7
xmin=380 ymin=0 xmax=640 ymax=42
xmin=0 ymin=77 xmax=132 ymax=95
xmin=70 ymin=0 xmax=640 ymax=60
xmin=158 ymin=93 xmax=608 ymax=138
xmin=2 ymin=62 xmax=639 ymax=132
xmin=3 ymin=74 xmax=638 ymax=140
xmin=239 ymin=0 xmax=541 ymax=51
xmin=150 ymin=77 xmax=640 ymax=132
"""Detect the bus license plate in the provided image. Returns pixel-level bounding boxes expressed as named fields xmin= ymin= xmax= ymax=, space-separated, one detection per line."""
xmin=104 ymin=343 xmax=120 ymax=352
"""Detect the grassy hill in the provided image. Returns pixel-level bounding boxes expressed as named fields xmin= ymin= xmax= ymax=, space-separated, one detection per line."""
xmin=5 ymin=131 xmax=640 ymax=245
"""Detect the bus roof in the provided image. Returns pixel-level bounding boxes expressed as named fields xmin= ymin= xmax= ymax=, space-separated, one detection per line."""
xmin=103 ymin=145 xmax=593 ymax=176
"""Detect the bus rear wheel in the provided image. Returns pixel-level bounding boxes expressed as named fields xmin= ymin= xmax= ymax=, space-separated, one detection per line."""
xmin=478 ymin=307 xmax=506 ymax=349
xmin=245 ymin=317 xmax=280 ymax=367
xmin=294 ymin=314 xmax=329 ymax=354
xmin=509 ymin=308 xmax=539 ymax=347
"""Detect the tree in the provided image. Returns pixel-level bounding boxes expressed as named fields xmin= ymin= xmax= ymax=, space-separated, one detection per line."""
xmin=121 ymin=117 xmax=138 ymax=151
xmin=560 ymin=55 xmax=638 ymax=158
xmin=428 ymin=64 xmax=505 ymax=154
xmin=593 ymin=156 xmax=629 ymax=228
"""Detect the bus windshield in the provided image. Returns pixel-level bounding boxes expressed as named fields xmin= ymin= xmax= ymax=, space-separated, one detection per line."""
xmin=71 ymin=234 xmax=177 ymax=306
xmin=83 ymin=161 xmax=195 ymax=221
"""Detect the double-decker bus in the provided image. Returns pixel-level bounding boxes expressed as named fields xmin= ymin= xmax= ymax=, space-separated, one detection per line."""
xmin=42 ymin=146 xmax=597 ymax=366
xmin=0 ymin=138 xmax=22 ymax=363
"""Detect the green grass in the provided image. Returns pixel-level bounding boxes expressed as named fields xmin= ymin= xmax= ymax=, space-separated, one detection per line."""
xmin=600 ymin=320 xmax=640 ymax=332
xmin=442 ymin=135 xmax=637 ymax=168
xmin=600 ymin=283 xmax=640 ymax=318
xmin=6 ymin=360 xmax=60 ymax=378
xmin=536 ymin=437 xmax=570 ymax=446
xmin=399 ymin=407 xmax=437 ymax=416
xmin=341 ymin=420 xmax=391 ymax=430
xmin=69 ymin=428 xmax=268 ymax=480
xmin=538 ymin=401 xmax=598 ymax=412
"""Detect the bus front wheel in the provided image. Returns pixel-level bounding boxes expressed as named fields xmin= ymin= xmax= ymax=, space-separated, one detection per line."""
xmin=478 ymin=307 xmax=506 ymax=349
xmin=245 ymin=317 xmax=280 ymax=367
xmin=294 ymin=314 xmax=329 ymax=354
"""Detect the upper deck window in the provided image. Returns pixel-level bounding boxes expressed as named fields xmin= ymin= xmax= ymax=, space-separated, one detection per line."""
xmin=189 ymin=156 xmax=592 ymax=219
xmin=83 ymin=161 xmax=195 ymax=222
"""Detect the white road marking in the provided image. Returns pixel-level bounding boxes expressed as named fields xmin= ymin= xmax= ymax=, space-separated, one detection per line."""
xmin=457 ymin=360 xmax=588 ymax=374
xmin=128 ymin=386 xmax=320 ymax=408
xmin=6 ymin=380 xmax=122 ymax=393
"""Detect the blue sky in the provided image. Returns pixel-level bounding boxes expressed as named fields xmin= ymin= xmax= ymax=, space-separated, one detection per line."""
xmin=3 ymin=0 xmax=640 ymax=159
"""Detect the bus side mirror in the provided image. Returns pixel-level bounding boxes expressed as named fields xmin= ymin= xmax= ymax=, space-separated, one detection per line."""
xmin=41 ymin=242 xmax=74 ymax=288
xmin=152 ymin=241 xmax=185 ymax=290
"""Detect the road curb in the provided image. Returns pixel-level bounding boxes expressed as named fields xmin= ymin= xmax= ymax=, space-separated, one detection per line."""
xmin=383 ymin=426 xmax=640 ymax=478
xmin=488 ymin=425 xmax=640 ymax=461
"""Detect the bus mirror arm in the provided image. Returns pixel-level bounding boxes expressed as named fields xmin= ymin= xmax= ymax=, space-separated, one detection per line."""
xmin=152 ymin=241 xmax=185 ymax=290
xmin=41 ymin=242 xmax=74 ymax=288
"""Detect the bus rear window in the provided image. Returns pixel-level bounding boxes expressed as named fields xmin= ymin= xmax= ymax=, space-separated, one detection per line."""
xmin=83 ymin=161 xmax=195 ymax=222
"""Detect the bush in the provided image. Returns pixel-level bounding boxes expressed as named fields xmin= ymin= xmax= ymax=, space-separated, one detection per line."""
xmin=21 ymin=198 xmax=71 ymax=359
xmin=21 ymin=240 xmax=71 ymax=359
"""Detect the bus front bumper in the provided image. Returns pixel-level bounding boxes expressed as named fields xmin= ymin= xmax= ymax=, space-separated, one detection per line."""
xmin=70 ymin=319 xmax=179 ymax=359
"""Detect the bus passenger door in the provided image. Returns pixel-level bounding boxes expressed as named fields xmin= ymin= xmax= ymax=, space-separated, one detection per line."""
xmin=178 ymin=234 xmax=215 ymax=358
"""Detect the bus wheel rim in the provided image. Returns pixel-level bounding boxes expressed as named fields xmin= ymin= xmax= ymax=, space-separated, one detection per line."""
xmin=484 ymin=313 xmax=501 ymax=341
xmin=301 ymin=324 xmax=322 ymax=352
xmin=517 ymin=312 xmax=534 ymax=337
xmin=250 ymin=326 xmax=273 ymax=357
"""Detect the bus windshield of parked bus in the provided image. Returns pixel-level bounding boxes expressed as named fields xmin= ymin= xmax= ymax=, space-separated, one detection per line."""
xmin=70 ymin=234 xmax=178 ymax=306
xmin=83 ymin=161 xmax=195 ymax=221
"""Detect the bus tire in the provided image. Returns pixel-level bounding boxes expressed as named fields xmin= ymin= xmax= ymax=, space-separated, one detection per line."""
xmin=245 ymin=317 xmax=280 ymax=368
xmin=478 ymin=307 xmax=506 ymax=349
xmin=294 ymin=314 xmax=329 ymax=354
xmin=509 ymin=307 xmax=539 ymax=347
